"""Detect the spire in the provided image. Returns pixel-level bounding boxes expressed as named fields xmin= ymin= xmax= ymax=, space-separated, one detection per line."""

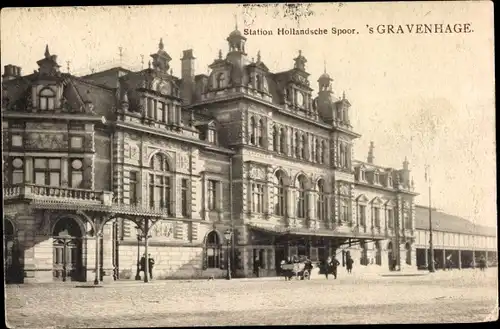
xmin=403 ymin=156 xmax=409 ymax=170
xmin=257 ymin=50 xmax=261 ymax=62
xmin=218 ymin=49 xmax=222 ymax=59
xmin=159 ymin=38 xmax=164 ymax=50
xmin=367 ymin=141 xmax=375 ymax=164
xmin=323 ymin=59 xmax=326 ymax=74
xmin=343 ymin=91 xmax=346 ymax=100
xmin=44 ymin=45 xmax=50 ymax=58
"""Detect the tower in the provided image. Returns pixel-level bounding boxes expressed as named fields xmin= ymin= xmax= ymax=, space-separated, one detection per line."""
xmin=150 ymin=38 xmax=172 ymax=73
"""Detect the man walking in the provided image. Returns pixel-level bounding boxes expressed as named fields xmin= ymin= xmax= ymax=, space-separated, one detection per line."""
xmin=331 ymin=256 xmax=340 ymax=279
xmin=346 ymin=256 xmax=354 ymax=274
xmin=139 ymin=254 xmax=146 ymax=278
xmin=148 ymin=254 xmax=155 ymax=280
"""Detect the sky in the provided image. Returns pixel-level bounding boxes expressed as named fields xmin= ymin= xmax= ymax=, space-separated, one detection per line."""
xmin=1 ymin=3 xmax=496 ymax=227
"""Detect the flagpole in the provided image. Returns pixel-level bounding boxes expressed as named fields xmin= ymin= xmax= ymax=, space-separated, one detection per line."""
xmin=427 ymin=165 xmax=436 ymax=273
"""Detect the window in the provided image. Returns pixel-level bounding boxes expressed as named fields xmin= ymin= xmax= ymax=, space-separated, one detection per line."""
xmin=374 ymin=208 xmax=380 ymax=227
xmin=34 ymin=158 xmax=61 ymax=186
xmin=129 ymin=171 xmax=138 ymax=205
xmin=258 ymin=119 xmax=265 ymax=147
xmin=256 ymin=75 xmax=262 ymax=90
xmin=388 ymin=176 xmax=393 ymax=187
xmin=274 ymin=171 xmax=286 ymax=216
xmin=279 ymin=128 xmax=286 ymax=154
xmin=10 ymin=157 xmax=24 ymax=184
xmin=344 ymin=145 xmax=350 ymax=168
xmin=387 ymin=208 xmax=394 ymax=228
xmin=216 ymin=73 xmax=225 ymax=89
xmin=317 ymin=180 xmax=327 ymax=221
xmin=296 ymin=175 xmax=307 ymax=218
xmin=250 ymin=117 xmax=257 ymax=145
xmin=148 ymin=153 xmax=172 ymax=214
xmin=39 ymin=88 xmax=55 ymax=110
xmin=300 ymin=135 xmax=306 ymax=159
xmin=147 ymin=98 xmax=154 ymax=118
xmin=339 ymin=144 xmax=345 ymax=168
xmin=207 ymin=129 xmax=216 ymax=144
xmin=70 ymin=136 xmax=83 ymax=149
xmin=181 ymin=179 xmax=189 ymax=217
xmin=360 ymin=170 xmax=366 ymax=181
xmin=166 ymin=104 xmax=171 ymax=124
xmin=252 ymin=183 xmax=264 ymax=213
xmin=359 ymin=205 xmax=366 ymax=226
xmin=341 ymin=200 xmax=349 ymax=222
xmin=205 ymin=231 xmax=221 ymax=269
xmin=321 ymin=141 xmax=327 ymax=164
xmin=156 ymin=101 xmax=165 ymax=122
xmin=295 ymin=132 xmax=300 ymax=158
xmin=315 ymin=140 xmax=321 ymax=163
xmin=273 ymin=125 xmax=279 ymax=152
xmin=374 ymin=173 xmax=379 ymax=184
xmin=70 ymin=159 xmax=83 ymax=188
xmin=208 ymin=180 xmax=217 ymax=211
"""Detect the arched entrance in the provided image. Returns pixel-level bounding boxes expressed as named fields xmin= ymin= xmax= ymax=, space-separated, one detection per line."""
xmin=387 ymin=241 xmax=395 ymax=271
xmin=52 ymin=217 xmax=84 ymax=281
xmin=4 ymin=219 xmax=22 ymax=284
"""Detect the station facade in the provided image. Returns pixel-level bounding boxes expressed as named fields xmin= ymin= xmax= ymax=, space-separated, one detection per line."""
xmin=3 ymin=27 xmax=420 ymax=283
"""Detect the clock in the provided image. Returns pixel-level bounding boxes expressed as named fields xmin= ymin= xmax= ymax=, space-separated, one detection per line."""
xmin=296 ymin=92 xmax=304 ymax=107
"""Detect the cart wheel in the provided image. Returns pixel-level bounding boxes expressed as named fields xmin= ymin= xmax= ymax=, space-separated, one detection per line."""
xmin=303 ymin=270 xmax=310 ymax=280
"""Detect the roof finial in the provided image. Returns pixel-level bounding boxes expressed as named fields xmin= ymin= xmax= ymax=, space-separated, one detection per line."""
xmin=44 ymin=44 xmax=50 ymax=58
xmin=342 ymin=91 xmax=346 ymax=100
xmin=257 ymin=50 xmax=261 ymax=62
xmin=148 ymin=61 xmax=151 ymax=69
xmin=298 ymin=49 xmax=302 ymax=56
xmin=159 ymin=38 xmax=164 ymax=50
xmin=118 ymin=46 xmax=123 ymax=65
xmin=251 ymin=57 xmax=255 ymax=63
xmin=218 ymin=49 xmax=222 ymax=59
xmin=234 ymin=13 xmax=238 ymax=30
xmin=323 ymin=59 xmax=327 ymax=74
xmin=170 ymin=68 xmax=173 ymax=75
xmin=66 ymin=61 xmax=71 ymax=73
xmin=140 ymin=54 xmax=144 ymax=69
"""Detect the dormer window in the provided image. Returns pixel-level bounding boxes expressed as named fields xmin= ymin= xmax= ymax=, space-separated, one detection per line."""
xmin=388 ymin=176 xmax=393 ymax=187
xmin=207 ymin=129 xmax=216 ymax=144
xmin=360 ymin=169 xmax=366 ymax=181
xmin=374 ymin=172 xmax=379 ymax=184
xmin=216 ymin=73 xmax=225 ymax=89
xmin=39 ymin=88 xmax=55 ymax=110
xmin=256 ymin=75 xmax=262 ymax=90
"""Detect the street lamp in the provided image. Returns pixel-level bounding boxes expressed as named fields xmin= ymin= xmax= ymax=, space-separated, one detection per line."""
xmin=224 ymin=229 xmax=232 ymax=280
xmin=135 ymin=226 xmax=143 ymax=280
xmin=426 ymin=165 xmax=436 ymax=273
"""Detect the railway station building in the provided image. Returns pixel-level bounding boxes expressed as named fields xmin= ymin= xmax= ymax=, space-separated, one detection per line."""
xmin=3 ymin=27 xmax=491 ymax=283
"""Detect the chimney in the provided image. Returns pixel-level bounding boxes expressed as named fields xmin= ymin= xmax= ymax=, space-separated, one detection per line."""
xmin=181 ymin=49 xmax=195 ymax=105
xmin=2 ymin=65 xmax=20 ymax=82
xmin=367 ymin=141 xmax=375 ymax=164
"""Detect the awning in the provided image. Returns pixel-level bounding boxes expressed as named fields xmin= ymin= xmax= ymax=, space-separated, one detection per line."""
xmin=247 ymin=223 xmax=386 ymax=241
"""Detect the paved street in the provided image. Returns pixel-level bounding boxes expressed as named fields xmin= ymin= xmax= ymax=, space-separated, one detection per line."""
xmin=5 ymin=268 xmax=498 ymax=327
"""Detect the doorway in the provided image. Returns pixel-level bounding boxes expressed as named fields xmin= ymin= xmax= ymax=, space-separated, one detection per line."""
xmin=4 ymin=219 xmax=22 ymax=284
xmin=52 ymin=217 xmax=84 ymax=281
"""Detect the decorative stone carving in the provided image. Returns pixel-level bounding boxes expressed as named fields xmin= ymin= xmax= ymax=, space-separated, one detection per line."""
xmin=339 ymin=183 xmax=349 ymax=196
xmin=151 ymin=220 xmax=174 ymax=238
xmin=124 ymin=144 xmax=131 ymax=158
xmin=249 ymin=166 xmax=266 ymax=180
xmin=130 ymin=144 xmax=139 ymax=160
xmin=25 ymin=133 xmax=68 ymax=149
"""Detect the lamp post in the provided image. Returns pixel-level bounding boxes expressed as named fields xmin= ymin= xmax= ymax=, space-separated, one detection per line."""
xmin=426 ymin=165 xmax=436 ymax=273
xmin=224 ymin=229 xmax=232 ymax=280
xmin=135 ymin=226 xmax=142 ymax=280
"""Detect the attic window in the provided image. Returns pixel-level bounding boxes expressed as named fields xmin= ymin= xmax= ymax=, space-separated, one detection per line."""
xmin=216 ymin=73 xmax=225 ymax=89
xmin=360 ymin=169 xmax=366 ymax=181
xmin=39 ymin=88 xmax=55 ymax=110
xmin=388 ymin=176 xmax=393 ymax=187
xmin=207 ymin=129 xmax=216 ymax=144
xmin=374 ymin=172 xmax=379 ymax=184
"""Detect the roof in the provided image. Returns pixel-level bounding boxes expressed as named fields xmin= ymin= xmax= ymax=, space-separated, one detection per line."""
xmin=415 ymin=205 xmax=496 ymax=237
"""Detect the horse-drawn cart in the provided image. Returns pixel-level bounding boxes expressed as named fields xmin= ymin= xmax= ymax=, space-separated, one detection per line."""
xmin=280 ymin=260 xmax=314 ymax=280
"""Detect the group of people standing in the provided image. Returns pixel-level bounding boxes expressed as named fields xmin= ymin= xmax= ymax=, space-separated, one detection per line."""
xmin=139 ymin=254 xmax=155 ymax=279
xmin=321 ymin=254 xmax=354 ymax=279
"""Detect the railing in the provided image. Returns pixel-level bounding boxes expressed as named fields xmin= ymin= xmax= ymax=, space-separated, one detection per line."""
xmin=4 ymin=184 xmax=113 ymax=205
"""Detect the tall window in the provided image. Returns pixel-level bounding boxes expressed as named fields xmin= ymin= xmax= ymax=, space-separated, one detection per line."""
xmin=339 ymin=144 xmax=345 ymax=168
xmin=296 ymin=175 xmax=307 ymax=218
xmin=207 ymin=129 xmax=216 ymax=144
xmin=300 ymin=135 xmax=306 ymax=159
xmin=258 ymin=119 xmax=265 ymax=147
xmin=39 ymin=88 xmax=55 ymax=111
xmin=181 ymin=179 xmax=189 ymax=217
xmin=279 ymin=128 xmax=286 ymax=154
xmin=341 ymin=200 xmax=349 ymax=222
xmin=315 ymin=140 xmax=321 ymax=163
xmin=10 ymin=157 xmax=24 ymax=184
xmin=252 ymin=183 xmax=264 ymax=213
xmin=69 ymin=159 xmax=83 ymax=188
xmin=388 ymin=176 xmax=393 ymax=187
xmin=273 ymin=125 xmax=279 ymax=152
xmin=34 ymin=158 xmax=61 ymax=186
xmin=156 ymin=101 xmax=165 ymax=122
xmin=148 ymin=153 xmax=172 ymax=214
xmin=344 ymin=145 xmax=350 ymax=168
xmin=256 ymin=75 xmax=262 ymax=90
xmin=317 ymin=180 xmax=327 ymax=221
xmin=374 ymin=172 xmax=379 ymax=184
xmin=216 ymin=73 xmax=225 ymax=89
xmin=374 ymin=207 xmax=380 ymax=227
xmin=387 ymin=208 xmax=394 ymax=228
xmin=250 ymin=117 xmax=256 ymax=145
xmin=129 ymin=171 xmax=138 ymax=205
xmin=321 ymin=141 xmax=326 ymax=164
xmin=359 ymin=205 xmax=366 ymax=226
xmin=274 ymin=171 xmax=286 ymax=216
xmin=295 ymin=132 xmax=300 ymax=158
xmin=205 ymin=231 xmax=221 ymax=269
xmin=208 ymin=180 xmax=217 ymax=210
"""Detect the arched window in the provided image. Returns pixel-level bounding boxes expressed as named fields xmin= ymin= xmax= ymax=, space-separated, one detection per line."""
xmin=216 ymin=73 xmax=225 ymax=89
xmin=301 ymin=135 xmax=306 ymax=159
xmin=339 ymin=144 xmax=345 ymax=168
xmin=274 ymin=171 xmax=286 ymax=216
xmin=296 ymin=175 xmax=307 ymax=219
xmin=149 ymin=153 xmax=172 ymax=214
xmin=205 ymin=231 xmax=222 ymax=269
xmin=317 ymin=179 xmax=327 ymax=221
xmin=294 ymin=132 xmax=300 ymax=158
xmin=279 ymin=128 xmax=286 ymax=154
xmin=273 ymin=125 xmax=279 ymax=152
xmin=258 ymin=118 xmax=265 ymax=147
xmin=39 ymin=88 xmax=56 ymax=111
xmin=249 ymin=117 xmax=256 ymax=145
xmin=256 ymin=75 xmax=262 ymax=90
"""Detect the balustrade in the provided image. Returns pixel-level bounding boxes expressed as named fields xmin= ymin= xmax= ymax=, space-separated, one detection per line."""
xmin=3 ymin=183 xmax=110 ymax=204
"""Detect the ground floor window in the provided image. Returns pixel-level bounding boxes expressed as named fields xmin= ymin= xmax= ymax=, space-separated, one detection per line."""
xmin=205 ymin=231 xmax=222 ymax=269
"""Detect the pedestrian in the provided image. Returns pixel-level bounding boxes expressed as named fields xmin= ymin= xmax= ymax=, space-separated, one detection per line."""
xmin=324 ymin=257 xmax=332 ymax=279
xmin=346 ymin=256 xmax=353 ymax=274
xmin=479 ymin=256 xmax=486 ymax=272
xmin=148 ymin=254 xmax=155 ymax=280
xmin=331 ymin=256 xmax=340 ymax=279
xmin=253 ymin=257 xmax=261 ymax=277
xmin=140 ymin=254 xmax=146 ymax=278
